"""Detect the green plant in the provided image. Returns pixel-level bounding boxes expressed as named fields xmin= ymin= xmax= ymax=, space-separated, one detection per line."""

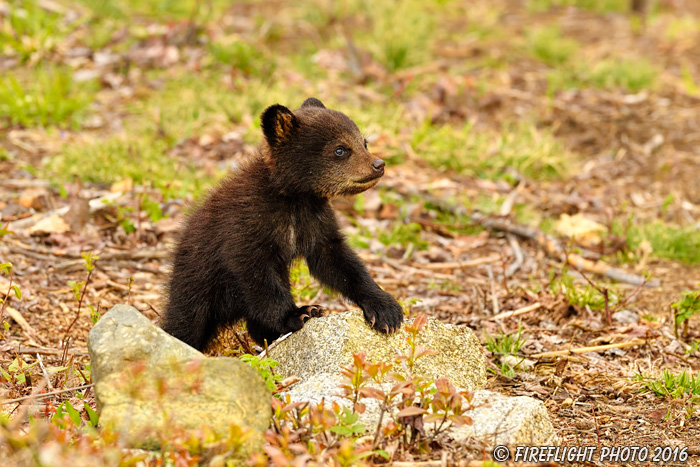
xmin=635 ymin=370 xmax=700 ymax=418
xmin=240 ymin=354 xmax=283 ymax=392
xmin=672 ymin=288 xmax=700 ymax=338
xmin=0 ymin=67 xmax=98 ymax=128
xmin=485 ymin=326 xmax=527 ymax=355
xmin=527 ymin=25 xmax=579 ymax=66
xmin=411 ymin=120 xmax=573 ymax=181
xmin=289 ymin=260 xmax=326 ymax=302
xmin=208 ymin=39 xmax=273 ymax=78
xmin=359 ymin=0 xmax=435 ymax=72
xmin=485 ymin=326 xmax=528 ymax=375
xmin=0 ymin=259 xmax=21 ymax=338
xmin=378 ymin=222 xmax=428 ymax=252
xmin=0 ymin=0 xmax=80 ymax=63
xmin=63 ymin=253 xmax=99 ymax=353
xmin=627 ymin=221 xmax=700 ymax=264
xmin=527 ymin=0 xmax=630 ymax=13
xmin=552 ymin=271 xmax=618 ymax=311
xmin=0 ymin=357 xmax=38 ymax=386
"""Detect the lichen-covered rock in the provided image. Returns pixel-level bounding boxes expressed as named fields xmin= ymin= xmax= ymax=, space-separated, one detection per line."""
xmin=267 ymin=309 xmax=486 ymax=391
xmin=88 ymin=305 xmax=270 ymax=453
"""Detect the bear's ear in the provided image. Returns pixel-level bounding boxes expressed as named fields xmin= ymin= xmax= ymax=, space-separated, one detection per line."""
xmin=261 ymin=104 xmax=298 ymax=147
xmin=301 ymin=97 xmax=326 ymax=109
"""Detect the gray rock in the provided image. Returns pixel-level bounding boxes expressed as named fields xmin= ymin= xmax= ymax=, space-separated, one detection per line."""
xmin=268 ymin=310 xmax=486 ymax=391
xmin=451 ymin=390 xmax=558 ymax=446
xmin=612 ymin=309 xmax=639 ymax=325
xmin=270 ymin=310 xmax=557 ymax=447
xmin=88 ymin=305 xmax=270 ymax=453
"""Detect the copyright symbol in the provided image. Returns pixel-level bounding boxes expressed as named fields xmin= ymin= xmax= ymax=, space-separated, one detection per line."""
xmin=493 ymin=445 xmax=510 ymax=462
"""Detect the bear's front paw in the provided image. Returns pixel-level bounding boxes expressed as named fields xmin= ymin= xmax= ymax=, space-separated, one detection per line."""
xmin=283 ymin=305 xmax=327 ymax=333
xmin=361 ymin=293 xmax=404 ymax=334
xmin=298 ymin=304 xmax=327 ymax=322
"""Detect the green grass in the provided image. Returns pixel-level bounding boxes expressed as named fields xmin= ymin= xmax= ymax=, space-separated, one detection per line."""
xmin=548 ymin=57 xmax=658 ymax=93
xmin=74 ymin=0 xmax=231 ymax=21
xmin=527 ymin=0 xmax=630 ymax=13
xmin=411 ymin=120 xmax=573 ymax=181
xmin=627 ymin=221 xmax=700 ymax=264
xmin=208 ymin=39 xmax=274 ymax=78
xmin=635 ymin=370 xmax=700 ymax=418
xmin=527 ymin=25 xmax=579 ymax=67
xmin=485 ymin=326 xmax=528 ymax=355
xmin=0 ymin=0 xmax=81 ymax=63
xmin=0 ymin=67 xmax=98 ymax=129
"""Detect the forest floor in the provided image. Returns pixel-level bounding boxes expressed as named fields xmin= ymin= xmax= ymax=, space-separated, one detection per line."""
xmin=1 ymin=0 xmax=700 ymax=465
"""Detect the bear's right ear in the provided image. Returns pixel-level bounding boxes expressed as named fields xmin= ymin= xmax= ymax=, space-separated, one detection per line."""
xmin=301 ymin=97 xmax=326 ymax=109
xmin=261 ymin=104 xmax=298 ymax=147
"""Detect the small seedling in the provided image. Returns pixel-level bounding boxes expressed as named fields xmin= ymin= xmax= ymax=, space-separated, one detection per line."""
xmin=635 ymin=370 xmax=700 ymax=419
xmin=672 ymin=288 xmax=700 ymax=338
xmin=485 ymin=326 xmax=528 ymax=375
xmin=240 ymin=354 xmax=283 ymax=392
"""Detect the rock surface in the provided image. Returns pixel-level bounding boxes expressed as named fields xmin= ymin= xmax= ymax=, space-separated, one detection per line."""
xmin=88 ymin=305 xmax=270 ymax=452
xmin=269 ymin=310 xmax=558 ymax=447
xmin=268 ymin=309 xmax=486 ymax=390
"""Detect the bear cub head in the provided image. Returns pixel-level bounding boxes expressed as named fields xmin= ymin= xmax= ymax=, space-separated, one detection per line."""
xmin=261 ymin=97 xmax=385 ymax=198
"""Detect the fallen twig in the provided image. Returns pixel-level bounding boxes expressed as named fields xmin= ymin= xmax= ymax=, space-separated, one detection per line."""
xmin=1 ymin=383 xmax=94 ymax=405
xmin=470 ymin=212 xmax=657 ymax=287
xmin=416 ymin=255 xmax=500 ymax=270
xmin=488 ymin=302 xmax=542 ymax=321
xmin=530 ymin=339 xmax=648 ymax=358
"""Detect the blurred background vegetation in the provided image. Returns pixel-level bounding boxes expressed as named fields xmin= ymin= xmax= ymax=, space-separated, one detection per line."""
xmin=1 ymin=0 xmax=700 ymax=262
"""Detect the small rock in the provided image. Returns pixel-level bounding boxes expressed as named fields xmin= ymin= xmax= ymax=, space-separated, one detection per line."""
xmin=613 ymin=309 xmax=639 ymax=325
xmin=451 ymin=390 xmax=558 ymax=446
xmin=88 ymin=305 xmax=270 ymax=454
xmin=501 ymin=354 xmax=536 ymax=371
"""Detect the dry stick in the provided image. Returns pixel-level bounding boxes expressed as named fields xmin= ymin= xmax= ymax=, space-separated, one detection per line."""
xmin=0 ymin=266 xmax=14 ymax=331
xmin=36 ymin=353 xmax=53 ymax=390
xmin=530 ymin=339 xmax=648 ymax=358
xmin=416 ymin=255 xmax=500 ymax=270
xmin=470 ymin=212 xmax=657 ymax=287
xmin=63 ymin=265 xmax=95 ymax=343
xmin=488 ymin=302 xmax=542 ymax=321
xmin=7 ymin=379 xmax=48 ymax=430
xmin=1 ymin=383 xmax=94 ymax=405
xmin=0 ymin=346 xmax=89 ymax=356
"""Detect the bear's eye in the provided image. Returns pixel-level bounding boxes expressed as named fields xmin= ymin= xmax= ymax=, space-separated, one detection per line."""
xmin=334 ymin=146 xmax=346 ymax=157
xmin=364 ymin=140 xmax=368 ymax=149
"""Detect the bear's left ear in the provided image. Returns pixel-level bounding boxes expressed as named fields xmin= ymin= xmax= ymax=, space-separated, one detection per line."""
xmin=261 ymin=104 xmax=298 ymax=147
xmin=301 ymin=97 xmax=326 ymax=109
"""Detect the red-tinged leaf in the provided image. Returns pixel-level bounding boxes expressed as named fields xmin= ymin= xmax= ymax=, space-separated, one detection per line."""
xmin=263 ymin=446 xmax=291 ymax=467
xmin=397 ymin=406 xmax=428 ymax=418
xmin=359 ymin=387 xmax=386 ymax=400
xmin=450 ymin=414 xmax=473 ymax=426
xmin=414 ymin=346 xmax=437 ymax=359
xmin=355 ymin=402 xmax=366 ymax=413
xmin=352 ymin=352 xmax=366 ymax=367
xmin=434 ymin=377 xmax=450 ymax=393
xmin=413 ymin=313 xmax=428 ymax=331
xmin=432 ymin=399 xmax=447 ymax=412
xmin=425 ymin=413 xmax=444 ymax=423
xmin=280 ymin=401 xmax=308 ymax=413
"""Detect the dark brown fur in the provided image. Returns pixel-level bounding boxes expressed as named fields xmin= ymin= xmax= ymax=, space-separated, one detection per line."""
xmin=162 ymin=98 xmax=404 ymax=350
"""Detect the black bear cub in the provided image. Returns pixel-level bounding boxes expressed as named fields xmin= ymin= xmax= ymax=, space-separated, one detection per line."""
xmin=162 ymin=98 xmax=404 ymax=350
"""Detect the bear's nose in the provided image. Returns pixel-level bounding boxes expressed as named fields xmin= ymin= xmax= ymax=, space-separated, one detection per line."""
xmin=372 ymin=159 xmax=385 ymax=173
